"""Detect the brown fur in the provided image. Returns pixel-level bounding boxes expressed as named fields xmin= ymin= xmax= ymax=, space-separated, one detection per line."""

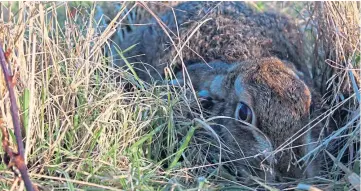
xmin=115 ymin=2 xmax=320 ymax=181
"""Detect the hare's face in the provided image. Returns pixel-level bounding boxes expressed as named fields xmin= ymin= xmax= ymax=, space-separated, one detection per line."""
xmin=173 ymin=57 xmax=311 ymax=178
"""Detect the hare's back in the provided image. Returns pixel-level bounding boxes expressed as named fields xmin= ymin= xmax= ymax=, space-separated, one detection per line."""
xmin=118 ymin=2 xmax=305 ymax=82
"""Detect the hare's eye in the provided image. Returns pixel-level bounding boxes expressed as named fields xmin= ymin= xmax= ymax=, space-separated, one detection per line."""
xmin=236 ymin=102 xmax=253 ymax=123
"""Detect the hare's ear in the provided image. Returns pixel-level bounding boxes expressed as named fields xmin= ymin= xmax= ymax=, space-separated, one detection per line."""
xmin=197 ymin=90 xmax=210 ymax=98
xmin=168 ymin=79 xmax=184 ymax=86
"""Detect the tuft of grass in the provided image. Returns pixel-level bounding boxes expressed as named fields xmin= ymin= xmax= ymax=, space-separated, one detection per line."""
xmin=296 ymin=1 xmax=360 ymax=190
xmin=0 ymin=2 xmax=197 ymax=190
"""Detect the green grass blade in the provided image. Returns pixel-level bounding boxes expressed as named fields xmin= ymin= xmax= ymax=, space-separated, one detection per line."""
xmin=21 ymin=88 xmax=30 ymax=134
xmin=168 ymin=126 xmax=196 ymax=170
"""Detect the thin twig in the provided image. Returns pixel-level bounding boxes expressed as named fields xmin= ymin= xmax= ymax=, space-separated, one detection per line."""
xmin=0 ymin=42 xmax=35 ymax=191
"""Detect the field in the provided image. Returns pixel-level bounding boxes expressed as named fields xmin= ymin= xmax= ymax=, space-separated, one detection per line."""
xmin=0 ymin=2 xmax=360 ymax=190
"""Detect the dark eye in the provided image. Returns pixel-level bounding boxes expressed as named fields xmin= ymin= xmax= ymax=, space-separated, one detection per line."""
xmin=236 ymin=102 xmax=253 ymax=123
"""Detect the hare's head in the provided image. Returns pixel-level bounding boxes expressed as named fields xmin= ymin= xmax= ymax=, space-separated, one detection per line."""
xmin=172 ymin=57 xmax=312 ymax=178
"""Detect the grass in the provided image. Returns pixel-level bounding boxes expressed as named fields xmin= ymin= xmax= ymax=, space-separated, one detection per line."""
xmin=300 ymin=2 xmax=360 ymax=190
xmin=0 ymin=1 xmax=360 ymax=190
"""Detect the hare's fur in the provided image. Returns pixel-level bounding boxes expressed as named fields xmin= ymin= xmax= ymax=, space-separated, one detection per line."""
xmin=116 ymin=2 xmax=320 ymax=181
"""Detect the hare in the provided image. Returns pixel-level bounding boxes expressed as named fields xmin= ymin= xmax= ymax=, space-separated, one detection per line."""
xmin=115 ymin=2 xmax=320 ymax=181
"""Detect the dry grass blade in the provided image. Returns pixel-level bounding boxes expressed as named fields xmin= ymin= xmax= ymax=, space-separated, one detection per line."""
xmin=326 ymin=151 xmax=360 ymax=191
xmin=297 ymin=183 xmax=323 ymax=191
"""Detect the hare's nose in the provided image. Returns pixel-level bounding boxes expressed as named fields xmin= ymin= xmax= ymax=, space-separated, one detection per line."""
xmin=197 ymin=90 xmax=214 ymax=110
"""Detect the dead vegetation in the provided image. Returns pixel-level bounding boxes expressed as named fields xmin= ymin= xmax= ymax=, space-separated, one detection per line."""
xmin=305 ymin=2 xmax=360 ymax=190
